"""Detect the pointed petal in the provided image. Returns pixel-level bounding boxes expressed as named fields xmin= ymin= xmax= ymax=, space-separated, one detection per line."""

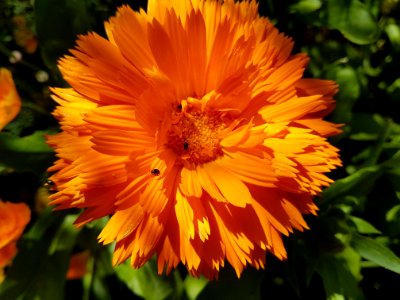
xmin=217 ymin=151 xmax=277 ymax=187
xmin=202 ymin=162 xmax=253 ymax=207
xmin=98 ymin=204 xmax=144 ymax=244
xmin=175 ymin=188 xmax=195 ymax=239
xmin=260 ymin=95 xmax=327 ymax=123
xmin=179 ymin=167 xmax=203 ymax=198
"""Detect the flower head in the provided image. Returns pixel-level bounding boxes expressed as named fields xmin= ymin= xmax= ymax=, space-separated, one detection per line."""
xmin=47 ymin=0 xmax=341 ymax=278
xmin=0 ymin=201 xmax=31 ymax=282
xmin=0 ymin=68 xmax=22 ymax=130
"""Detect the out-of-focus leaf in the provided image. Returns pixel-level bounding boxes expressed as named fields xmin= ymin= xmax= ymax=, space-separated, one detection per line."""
xmin=0 ymin=130 xmax=54 ymax=173
xmin=91 ymin=274 xmax=112 ymax=300
xmin=358 ymin=117 xmax=392 ymax=167
xmin=0 ymin=131 xmax=53 ymax=153
xmin=386 ymin=204 xmax=400 ymax=222
xmin=184 ymin=275 xmax=208 ymax=300
xmin=349 ymin=216 xmax=382 ymax=234
xmin=49 ymin=214 xmax=81 ymax=254
xmin=351 ymin=234 xmax=400 ymax=274
xmin=35 ymin=0 xmax=92 ymax=71
xmin=322 ymin=165 xmax=384 ymax=202
xmin=115 ymin=261 xmax=173 ymax=300
xmin=327 ymin=65 xmax=360 ymax=124
xmin=385 ymin=22 xmax=400 ymax=51
xmin=290 ymin=0 xmax=322 ymax=13
xmin=25 ymin=207 xmax=60 ymax=239
xmin=197 ymin=268 xmax=262 ymax=300
xmin=82 ymin=244 xmax=114 ymax=300
xmin=350 ymin=114 xmax=391 ymax=139
xmin=0 ymin=211 xmax=79 ymax=300
xmin=385 ymin=203 xmax=400 ymax=235
xmin=326 ymin=0 xmax=380 ymax=44
xmin=383 ymin=150 xmax=400 ymax=169
xmin=316 ymin=247 xmax=362 ymax=300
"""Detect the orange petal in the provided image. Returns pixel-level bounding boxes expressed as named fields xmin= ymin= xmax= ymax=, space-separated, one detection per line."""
xmin=99 ymin=204 xmax=144 ymax=244
xmin=0 ymin=68 xmax=21 ymax=130
xmin=202 ymin=162 xmax=253 ymax=207
xmin=217 ymin=151 xmax=277 ymax=187
xmin=0 ymin=242 xmax=17 ymax=269
xmin=0 ymin=201 xmax=30 ymax=249
xmin=67 ymin=251 xmax=90 ymax=280
xmin=179 ymin=167 xmax=203 ymax=198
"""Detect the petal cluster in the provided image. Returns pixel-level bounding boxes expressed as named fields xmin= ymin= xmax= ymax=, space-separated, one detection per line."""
xmin=0 ymin=201 xmax=31 ymax=282
xmin=47 ymin=0 xmax=341 ymax=278
xmin=0 ymin=68 xmax=22 ymax=131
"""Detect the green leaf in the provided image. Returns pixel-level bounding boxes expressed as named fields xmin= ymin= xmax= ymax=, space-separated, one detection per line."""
xmin=384 ymin=151 xmax=400 ymax=169
xmin=24 ymin=207 xmax=62 ymax=240
xmin=0 ymin=131 xmax=55 ymax=173
xmin=49 ymin=214 xmax=81 ymax=254
xmin=316 ymin=247 xmax=362 ymax=300
xmin=349 ymin=216 xmax=382 ymax=234
xmin=115 ymin=261 xmax=173 ymax=300
xmin=290 ymin=0 xmax=322 ymax=14
xmin=35 ymin=0 xmax=93 ymax=71
xmin=0 ymin=131 xmax=53 ymax=153
xmin=350 ymin=114 xmax=390 ymax=139
xmin=83 ymin=245 xmax=114 ymax=300
xmin=197 ymin=268 xmax=263 ymax=300
xmin=322 ymin=165 xmax=384 ymax=202
xmin=0 ymin=212 xmax=80 ymax=300
xmin=351 ymin=234 xmax=400 ymax=274
xmin=327 ymin=65 xmax=360 ymax=124
xmin=326 ymin=0 xmax=380 ymax=45
xmin=386 ymin=204 xmax=400 ymax=222
xmin=385 ymin=22 xmax=400 ymax=51
xmin=184 ymin=275 xmax=209 ymax=300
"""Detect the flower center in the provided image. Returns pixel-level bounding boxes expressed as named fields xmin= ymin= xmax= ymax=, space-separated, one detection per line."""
xmin=167 ymin=109 xmax=226 ymax=165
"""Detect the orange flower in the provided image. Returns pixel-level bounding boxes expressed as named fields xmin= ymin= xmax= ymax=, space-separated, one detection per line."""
xmin=66 ymin=251 xmax=90 ymax=280
xmin=47 ymin=0 xmax=341 ymax=279
xmin=12 ymin=16 xmax=38 ymax=54
xmin=0 ymin=68 xmax=22 ymax=130
xmin=0 ymin=201 xmax=31 ymax=282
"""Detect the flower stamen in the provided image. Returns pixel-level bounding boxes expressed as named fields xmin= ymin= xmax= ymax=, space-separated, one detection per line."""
xmin=167 ymin=110 xmax=226 ymax=165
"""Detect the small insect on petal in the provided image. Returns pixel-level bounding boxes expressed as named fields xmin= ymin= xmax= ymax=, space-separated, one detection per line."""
xmin=151 ymin=168 xmax=161 ymax=176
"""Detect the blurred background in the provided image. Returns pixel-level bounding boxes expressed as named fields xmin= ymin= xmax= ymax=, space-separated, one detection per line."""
xmin=0 ymin=0 xmax=400 ymax=299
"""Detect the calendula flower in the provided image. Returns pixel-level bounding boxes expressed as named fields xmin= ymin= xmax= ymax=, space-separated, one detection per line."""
xmin=0 ymin=201 xmax=31 ymax=282
xmin=47 ymin=0 xmax=341 ymax=279
xmin=0 ymin=68 xmax=22 ymax=131
xmin=66 ymin=251 xmax=90 ymax=280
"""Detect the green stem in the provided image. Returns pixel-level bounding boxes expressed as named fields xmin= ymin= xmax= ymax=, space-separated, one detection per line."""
xmin=0 ymin=42 xmax=41 ymax=71
xmin=363 ymin=118 xmax=392 ymax=167
xmin=82 ymin=256 xmax=95 ymax=300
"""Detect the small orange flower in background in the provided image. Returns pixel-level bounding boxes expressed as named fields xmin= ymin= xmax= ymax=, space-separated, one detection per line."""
xmin=0 ymin=201 xmax=31 ymax=282
xmin=66 ymin=251 xmax=90 ymax=280
xmin=47 ymin=0 xmax=342 ymax=279
xmin=12 ymin=16 xmax=38 ymax=54
xmin=0 ymin=68 xmax=22 ymax=131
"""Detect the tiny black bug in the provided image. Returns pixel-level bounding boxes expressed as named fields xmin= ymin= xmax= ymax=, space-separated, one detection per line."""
xmin=183 ymin=141 xmax=189 ymax=150
xmin=151 ymin=168 xmax=160 ymax=176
